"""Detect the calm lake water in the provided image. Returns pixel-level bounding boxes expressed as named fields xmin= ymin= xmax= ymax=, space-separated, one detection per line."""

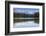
xmin=13 ymin=20 xmax=39 ymax=28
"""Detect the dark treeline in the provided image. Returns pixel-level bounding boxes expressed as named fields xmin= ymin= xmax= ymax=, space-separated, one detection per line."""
xmin=13 ymin=12 xmax=39 ymax=24
xmin=13 ymin=12 xmax=39 ymax=18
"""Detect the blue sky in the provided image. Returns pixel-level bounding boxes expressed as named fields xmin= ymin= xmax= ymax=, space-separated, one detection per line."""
xmin=13 ymin=8 xmax=39 ymax=14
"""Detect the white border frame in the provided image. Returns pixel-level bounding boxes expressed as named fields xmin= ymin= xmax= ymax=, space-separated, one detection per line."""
xmin=10 ymin=4 xmax=43 ymax=32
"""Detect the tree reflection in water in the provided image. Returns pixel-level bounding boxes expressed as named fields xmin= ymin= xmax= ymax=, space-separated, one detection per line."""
xmin=14 ymin=19 xmax=39 ymax=24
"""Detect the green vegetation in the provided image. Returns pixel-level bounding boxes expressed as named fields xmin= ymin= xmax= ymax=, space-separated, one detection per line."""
xmin=13 ymin=12 xmax=39 ymax=24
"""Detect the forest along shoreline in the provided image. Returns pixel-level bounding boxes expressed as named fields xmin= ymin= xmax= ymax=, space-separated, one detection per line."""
xmin=13 ymin=12 xmax=39 ymax=24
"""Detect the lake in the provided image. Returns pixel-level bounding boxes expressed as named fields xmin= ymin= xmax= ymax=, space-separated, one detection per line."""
xmin=13 ymin=20 xmax=39 ymax=28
